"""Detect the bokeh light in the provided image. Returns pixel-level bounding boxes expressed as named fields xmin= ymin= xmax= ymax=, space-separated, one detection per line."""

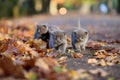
xmin=59 ymin=7 xmax=67 ymax=15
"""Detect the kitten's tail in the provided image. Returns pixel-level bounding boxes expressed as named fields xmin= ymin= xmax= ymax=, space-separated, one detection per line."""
xmin=78 ymin=19 xmax=81 ymax=29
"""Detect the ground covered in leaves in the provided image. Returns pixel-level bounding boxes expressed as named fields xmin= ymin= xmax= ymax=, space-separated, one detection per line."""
xmin=0 ymin=12 xmax=120 ymax=80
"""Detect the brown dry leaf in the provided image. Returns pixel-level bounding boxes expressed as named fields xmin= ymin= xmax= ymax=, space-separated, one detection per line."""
xmin=22 ymin=59 xmax=36 ymax=70
xmin=104 ymin=47 xmax=115 ymax=52
xmin=34 ymin=39 xmax=47 ymax=49
xmin=0 ymin=67 xmax=4 ymax=76
xmin=71 ymin=53 xmax=83 ymax=58
xmin=35 ymin=57 xmax=59 ymax=73
xmin=87 ymin=41 xmax=105 ymax=50
xmin=17 ymin=40 xmax=39 ymax=57
xmin=95 ymin=54 xmax=106 ymax=59
xmin=105 ymin=55 xmax=117 ymax=62
xmin=105 ymin=55 xmax=120 ymax=65
xmin=26 ymin=39 xmax=47 ymax=56
xmin=2 ymin=39 xmax=38 ymax=58
xmin=95 ymin=50 xmax=109 ymax=56
xmin=47 ymin=48 xmax=54 ymax=53
xmin=0 ymin=33 xmax=11 ymax=40
xmin=0 ymin=21 xmax=9 ymax=34
xmin=95 ymin=50 xmax=110 ymax=59
xmin=0 ymin=54 xmax=25 ymax=78
xmin=46 ymin=72 xmax=71 ymax=80
xmin=0 ymin=39 xmax=11 ymax=53
xmin=58 ymin=56 xmax=67 ymax=64
xmin=99 ymin=59 xmax=107 ymax=66
xmin=89 ymin=68 xmax=108 ymax=77
xmin=77 ymin=69 xmax=94 ymax=80
xmin=43 ymin=57 xmax=60 ymax=68
xmin=106 ymin=62 xmax=114 ymax=66
xmin=24 ymin=46 xmax=39 ymax=58
xmin=6 ymin=40 xmax=24 ymax=54
xmin=35 ymin=58 xmax=49 ymax=71
xmin=68 ymin=69 xmax=79 ymax=80
xmin=87 ymin=58 xmax=98 ymax=64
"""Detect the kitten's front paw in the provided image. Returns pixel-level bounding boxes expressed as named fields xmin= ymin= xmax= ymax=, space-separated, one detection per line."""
xmin=56 ymin=50 xmax=65 ymax=54
xmin=75 ymin=49 xmax=81 ymax=52
xmin=81 ymin=46 xmax=85 ymax=51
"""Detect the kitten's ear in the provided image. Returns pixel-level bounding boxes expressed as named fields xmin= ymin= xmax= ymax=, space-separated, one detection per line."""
xmin=85 ymin=31 xmax=88 ymax=35
xmin=73 ymin=32 xmax=76 ymax=35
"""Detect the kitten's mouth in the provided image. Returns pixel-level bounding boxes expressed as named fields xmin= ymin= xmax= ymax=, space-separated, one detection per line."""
xmin=76 ymin=39 xmax=83 ymax=42
xmin=76 ymin=39 xmax=81 ymax=41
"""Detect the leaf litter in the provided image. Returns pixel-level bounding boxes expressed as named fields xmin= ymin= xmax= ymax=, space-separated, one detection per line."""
xmin=0 ymin=19 xmax=120 ymax=80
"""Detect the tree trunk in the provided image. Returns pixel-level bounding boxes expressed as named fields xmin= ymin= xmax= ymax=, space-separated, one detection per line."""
xmin=41 ymin=0 xmax=51 ymax=13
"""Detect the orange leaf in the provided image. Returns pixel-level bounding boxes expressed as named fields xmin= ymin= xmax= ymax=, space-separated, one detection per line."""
xmin=71 ymin=53 xmax=83 ymax=58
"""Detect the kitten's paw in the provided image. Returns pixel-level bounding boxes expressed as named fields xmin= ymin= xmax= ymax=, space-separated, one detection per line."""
xmin=75 ymin=49 xmax=81 ymax=52
xmin=56 ymin=50 xmax=66 ymax=54
xmin=81 ymin=46 xmax=85 ymax=51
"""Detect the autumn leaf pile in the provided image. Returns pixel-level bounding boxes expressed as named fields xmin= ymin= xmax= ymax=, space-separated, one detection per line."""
xmin=87 ymin=40 xmax=120 ymax=66
xmin=0 ymin=19 xmax=120 ymax=80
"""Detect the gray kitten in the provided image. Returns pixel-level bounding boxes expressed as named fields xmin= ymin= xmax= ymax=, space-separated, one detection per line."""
xmin=49 ymin=30 xmax=67 ymax=54
xmin=34 ymin=24 xmax=67 ymax=53
xmin=34 ymin=24 xmax=49 ymax=41
xmin=71 ymin=27 xmax=88 ymax=52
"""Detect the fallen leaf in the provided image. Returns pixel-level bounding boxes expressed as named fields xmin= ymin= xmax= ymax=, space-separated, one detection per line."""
xmin=54 ymin=66 xmax=63 ymax=72
xmin=68 ymin=69 xmax=79 ymax=80
xmin=99 ymin=59 xmax=107 ymax=66
xmin=25 ymin=71 xmax=37 ymax=80
xmin=95 ymin=50 xmax=110 ymax=59
xmin=35 ymin=58 xmax=49 ymax=71
xmin=67 ymin=49 xmax=74 ymax=54
xmin=43 ymin=57 xmax=60 ymax=68
xmin=0 ymin=54 xmax=25 ymax=78
xmin=87 ymin=58 xmax=98 ymax=64
xmin=0 ymin=39 xmax=11 ymax=53
xmin=71 ymin=53 xmax=83 ymax=58
xmin=89 ymin=68 xmax=108 ymax=77
xmin=58 ymin=56 xmax=67 ymax=63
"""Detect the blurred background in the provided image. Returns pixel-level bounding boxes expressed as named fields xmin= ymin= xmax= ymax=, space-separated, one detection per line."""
xmin=0 ymin=0 xmax=120 ymax=18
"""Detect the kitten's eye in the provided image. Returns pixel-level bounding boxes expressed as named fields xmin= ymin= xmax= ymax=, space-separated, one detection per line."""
xmin=82 ymin=36 xmax=84 ymax=39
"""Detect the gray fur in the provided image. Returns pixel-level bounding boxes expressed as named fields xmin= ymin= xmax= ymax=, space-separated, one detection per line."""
xmin=34 ymin=24 xmax=48 ymax=39
xmin=49 ymin=30 xmax=67 ymax=54
xmin=71 ymin=28 xmax=88 ymax=52
xmin=34 ymin=24 xmax=67 ymax=53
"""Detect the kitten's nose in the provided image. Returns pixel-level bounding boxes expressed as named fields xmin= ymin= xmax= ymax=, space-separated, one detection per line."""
xmin=76 ymin=39 xmax=80 ymax=42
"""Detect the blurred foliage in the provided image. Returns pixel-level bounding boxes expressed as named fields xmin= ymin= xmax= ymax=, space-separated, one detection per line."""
xmin=0 ymin=0 xmax=17 ymax=18
xmin=0 ymin=0 xmax=119 ymax=19
xmin=112 ymin=0 xmax=120 ymax=13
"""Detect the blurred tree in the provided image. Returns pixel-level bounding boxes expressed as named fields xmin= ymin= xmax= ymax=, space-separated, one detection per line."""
xmin=49 ymin=0 xmax=58 ymax=15
xmin=41 ymin=0 xmax=51 ymax=13
xmin=19 ymin=0 xmax=36 ymax=15
xmin=112 ymin=0 xmax=120 ymax=13
xmin=27 ymin=0 xmax=35 ymax=15
xmin=0 ymin=0 xmax=17 ymax=18
xmin=34 ymin=0 xmax=42 ymax=12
